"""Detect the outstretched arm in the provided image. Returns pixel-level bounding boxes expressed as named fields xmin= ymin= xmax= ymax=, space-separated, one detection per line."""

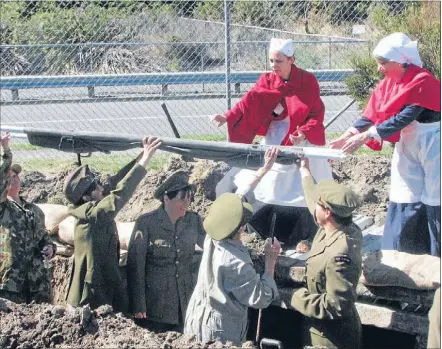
xmin=90 ymin=137 xmax=162 ymax=221
xmin=236 ymin=147 xmax=279 ymax=199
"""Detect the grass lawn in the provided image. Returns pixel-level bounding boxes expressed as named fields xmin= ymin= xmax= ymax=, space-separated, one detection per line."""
xmin=20 ymin=153 xmax=171 ymax=174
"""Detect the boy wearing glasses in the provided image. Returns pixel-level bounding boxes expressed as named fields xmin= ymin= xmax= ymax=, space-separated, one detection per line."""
xmin=127 ymin=171 xmax=206 ymax=332
xmin=290 ymin=157 xmax=363 ymax=349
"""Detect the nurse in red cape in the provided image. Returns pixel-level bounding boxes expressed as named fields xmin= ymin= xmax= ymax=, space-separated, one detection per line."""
xmin=330 ymin=33 xmax=441 ymax=257
xmin=212 ymin=38 xmax=332 ymax=251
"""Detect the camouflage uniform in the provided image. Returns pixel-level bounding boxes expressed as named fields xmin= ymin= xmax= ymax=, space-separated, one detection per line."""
xmin=0 ymin=150 xmax=53 ymax=303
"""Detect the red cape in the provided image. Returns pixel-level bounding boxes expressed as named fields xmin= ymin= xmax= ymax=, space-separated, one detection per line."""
xmin=225 ymin=65 xmax=325 ymax=146
xmin=363 ymin=64 xmax=441 ymax=150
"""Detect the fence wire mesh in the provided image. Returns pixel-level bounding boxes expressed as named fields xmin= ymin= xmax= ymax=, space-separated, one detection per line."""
xmin=0 ymin=0 xmax=438 ymax=171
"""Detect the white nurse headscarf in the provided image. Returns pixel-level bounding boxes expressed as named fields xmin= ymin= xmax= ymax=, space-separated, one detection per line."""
xmin=269 ymin=38 xmax=294 ymax=57
xmin=373 ymin=32 xmax=422 ymax=67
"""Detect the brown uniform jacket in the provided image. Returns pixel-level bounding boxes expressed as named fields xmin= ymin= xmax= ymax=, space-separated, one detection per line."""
xmin=66 ymin=163 xmax=147 ymax=310
xmin=291 ymin=176 xmax=363 ymax=349
xmin=127 ymin=207 xmax=205 ymax=325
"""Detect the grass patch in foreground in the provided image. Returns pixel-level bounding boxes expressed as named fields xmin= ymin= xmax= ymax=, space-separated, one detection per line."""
xmin=181 ymin=134 xmax=226 ymax=142
xmin=353 ymin=144 xmax=394 ymax=158
xmin=10 ymin=143 xmax=43 ymax=151
xmin=21 ymin=153 xmax=171 ymax=175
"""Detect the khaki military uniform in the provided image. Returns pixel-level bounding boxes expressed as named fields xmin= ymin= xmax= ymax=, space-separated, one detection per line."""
xmin=127 ymin=207 xmax=205 ymax=326
xmin=184 ymin=193 xmax=277 ymax=346
xmin=0 ymin=151 xmax=53 ymax=303
xmin=66 ymin=162 xmax=147 ymax=311
xmin=291 ymin=176 xmax=363 ymax=349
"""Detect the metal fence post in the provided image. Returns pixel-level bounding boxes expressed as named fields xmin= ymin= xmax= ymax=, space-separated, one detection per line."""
xmin=224 ymin=0 xmax=232 ymax=111
xmin=328 ymin=37 xmax=332 ymax=69
xmin=90 ymin=46 xmax=93 ymax=73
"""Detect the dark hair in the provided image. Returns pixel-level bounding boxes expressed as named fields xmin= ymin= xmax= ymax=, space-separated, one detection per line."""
xmin=74 ymin=181 xmax=97 ymax=206
xmin=225 ymin=206 xmax=252 ymax=240
xmin=331 ymin=212 xmax=353 ymax=226
xmin=161 ymin=186 xmax=194 ymax=204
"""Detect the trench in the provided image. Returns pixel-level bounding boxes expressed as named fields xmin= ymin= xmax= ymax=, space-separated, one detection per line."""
xmin=51 ymin=254 xmax=425 ymax=349
xmin=246 ymin=306 xmax=418 ymax=349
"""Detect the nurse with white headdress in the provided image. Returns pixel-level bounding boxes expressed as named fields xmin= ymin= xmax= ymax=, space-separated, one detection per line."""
xmin=330 ymin=33 xmax=441 ymax=256
xmin=212 ymin=38 xmax=333 ymax=250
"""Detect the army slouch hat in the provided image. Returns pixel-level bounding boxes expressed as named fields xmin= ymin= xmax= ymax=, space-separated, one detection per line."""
xmin=312 ymin=179 xmax=362 ymax=217
xmin=204 ymin=193 xmax=253 ymax=241
xmin=11 ymin=164 xmax=22 ymax=174
xmin=63 ymin=165 xmax=96 ymax=204
xmin=154 ymin=171 xmax=196 ymax=200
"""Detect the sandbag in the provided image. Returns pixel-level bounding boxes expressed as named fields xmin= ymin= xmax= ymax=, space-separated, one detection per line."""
xmin=117 ymin=221 xmax=135 ymax=250
xmin=58 ymin=216 xmax=75 ymax=246
xmin=360 ymin=250 xmax=441 ymax=290
xmin=36 ymin=204 xmax=70 ymax=235
xmin=57 ymin=216 xmax=135 ymax=250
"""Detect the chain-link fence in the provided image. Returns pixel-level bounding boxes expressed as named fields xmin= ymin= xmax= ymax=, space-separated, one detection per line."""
xmin=0 ymin=0 xmax=435 ymax=169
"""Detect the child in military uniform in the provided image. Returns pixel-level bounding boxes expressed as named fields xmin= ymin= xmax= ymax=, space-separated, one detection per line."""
xmin=6 ymin=162 xmax=56 ymax=303
xmin=290 ymin=156 xmax=363 ymax=349
xmin=127 ymin=171 xmax=205 ymax=332
xmin=0 ymin=133 xmax=55 ymax=304
xmin=184 ymin=193 xmax=281 ymax=346
xmin=64 ymin=136 xmax=161 ymax=312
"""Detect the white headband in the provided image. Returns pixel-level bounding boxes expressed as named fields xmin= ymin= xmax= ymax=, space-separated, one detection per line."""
xmin=373 ymin=32 xmax=422 ymax=67
xmin=269 ymin=38 xmax=294 ymax=57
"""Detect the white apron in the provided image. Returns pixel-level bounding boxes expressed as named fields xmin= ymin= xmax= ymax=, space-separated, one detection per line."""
xmin=390 ymin=121 xmax=440 ymax=206
xmin=216 ymin=117 xmax=333 ymax=207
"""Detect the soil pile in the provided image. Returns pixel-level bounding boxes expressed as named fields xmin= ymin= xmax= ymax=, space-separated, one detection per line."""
xmin=331 ymin=156 xmax=391 ymax=224
xmin=19 ymin=154 xmax=390 ymax=224
xmin=0 ymin=297 xmax=248 ymax=349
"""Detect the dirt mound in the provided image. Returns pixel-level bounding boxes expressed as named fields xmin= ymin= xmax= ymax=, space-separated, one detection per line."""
xmin=19 ymin=154 xmax=390 ymax=224
xmin=115 ymin=156 xmax=230 ymax=222
xmin=20 ymin=165 xmax=76 ymax=205
xmin=331 ymin=155 xmax=391 ymax=224
xmin=0 ymin=297 xmax=245 ymax=349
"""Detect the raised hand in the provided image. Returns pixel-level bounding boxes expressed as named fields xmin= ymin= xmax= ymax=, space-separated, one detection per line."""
xmin=139 ymin=136 xmax=162 ymax=167
xmin=0 ymin=132 xmax=11 ymax=151
xmin=262 ymin=147 xmax=279 ymax=172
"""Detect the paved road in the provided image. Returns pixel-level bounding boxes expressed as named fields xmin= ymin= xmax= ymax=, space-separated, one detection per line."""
xmin=3 ymin=95 xmax=359 ymax=136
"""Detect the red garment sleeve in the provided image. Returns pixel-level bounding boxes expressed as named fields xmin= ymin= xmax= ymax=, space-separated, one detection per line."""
xmin=294 ymin=76 xmax=326 ymax=146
